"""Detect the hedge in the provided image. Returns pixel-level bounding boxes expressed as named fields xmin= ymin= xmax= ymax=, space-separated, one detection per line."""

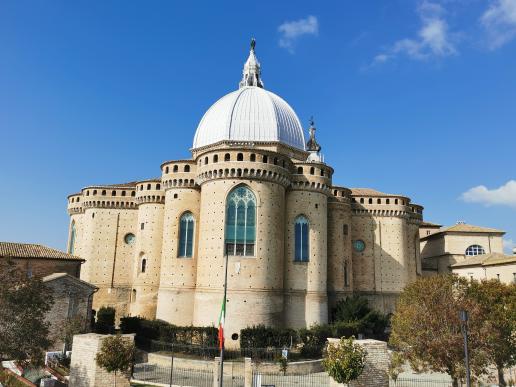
xmin=120 ymin=317 xmax=218 ymax=347
xmin=240 ymin=325 xmax=299 ymax=349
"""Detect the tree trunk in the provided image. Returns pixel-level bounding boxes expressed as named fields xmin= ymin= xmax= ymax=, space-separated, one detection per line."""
xmin=452 ymin=377 xmax=459 ymax=387
xmin=114 ymin=370 xmax=117 ymax=387
xmin=498 ymin=366 xmax=506 ymax=387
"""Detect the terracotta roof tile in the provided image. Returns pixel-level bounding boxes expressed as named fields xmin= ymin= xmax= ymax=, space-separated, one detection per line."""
xmin=0 ymin=242 xmax=84 ymax=261
xmin=451 ymin=253 xmax=516 ymax=268
xmin=349 ymin=188 xmax=406 ymax=198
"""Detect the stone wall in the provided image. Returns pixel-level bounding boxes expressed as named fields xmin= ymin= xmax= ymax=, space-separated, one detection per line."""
xmin=327 ymin=338 xmax=389 ymax=387
xmin=69 ymin=333 xmax=134 ymax=387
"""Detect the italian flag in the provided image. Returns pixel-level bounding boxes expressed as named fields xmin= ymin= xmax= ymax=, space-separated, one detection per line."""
xmin=218 ymin=297 xmax=226 ymax=350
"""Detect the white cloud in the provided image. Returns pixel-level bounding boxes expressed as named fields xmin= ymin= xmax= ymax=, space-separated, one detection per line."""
xmin=481 ymin=0 xmax=516 ymax=49
xmin=278 ymin=16 xmax=319 ymax=53
xmin=461 ymin=180 xmax=516 ymax=208
xmin=372 ymin=1 xmax=457 ymax=65
xmin=503 ymin=238 xmax=516 ymax=254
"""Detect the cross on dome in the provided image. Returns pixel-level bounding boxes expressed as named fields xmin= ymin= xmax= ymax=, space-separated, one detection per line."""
xmin=239 ymin=38 xmax=264 ymax=89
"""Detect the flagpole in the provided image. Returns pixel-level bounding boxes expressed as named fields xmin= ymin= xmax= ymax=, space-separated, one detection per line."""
xmin=219 ymin=252 xmax=229 ymax=387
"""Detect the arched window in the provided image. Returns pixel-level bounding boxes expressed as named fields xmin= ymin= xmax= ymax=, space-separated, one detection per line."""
xmin=184 ymin=165 xmax=190 ymax=172
xmin=250 ymin=154 xmax=256 ymax=162
xmin=294 ymin=216 xmax=309 ymax=262
xmin=122 ymin=191 xmax=126 ymax=197
xmin=204 ymin=156 xmax=208 ymax=165
xmin=156 ymin=183 xmax=161 ymax=190
xmin=101 ymin=190 xmax=106 ymax=196
xmin=141 ymin=256 xmax=147 ymax=273
xmin=263 ymin=155 xmax=268 ymax=163
xmin=165 ymin=166 xmax=169 ymax=173
xmin=225 ymin=153 xmax=231 ymax=162
xmin=132 ymin=289 xmax=136 ymax=302
xmin=465 ymin=245 xmax=485 ymax=256
xmin=368 ymin=198 xmax=373 ymax=204
xmin=377 ymin=198 xmax=381 ymax=204
xmin=69 ymin=222 xmax=76 ymax=254
xmin=273 ymin=157 xmax=278 ymax=165
xmin=173 ymin=165 xmax=178 ymax=172
xmin=237 ymin=153 xmax=243 ymax=161
xmin=179 ymin=212 xmax=195 ymax=257
xmin=225 ymin=186 xmax=256 ymax=256
xmin=310 ymin=167 xmax=314 ymax=175
xmin=112 ymin=190 xmax=116 ymax=196
xmin=297 ymin=167 xmax=303 ymax=174
xmin=131 ymin=191 xmax=136 ymax=197
xmin=213 ymin=155 xmax=219 ymax=163
xmin=147 ymin=184 xmax=151 ymax=190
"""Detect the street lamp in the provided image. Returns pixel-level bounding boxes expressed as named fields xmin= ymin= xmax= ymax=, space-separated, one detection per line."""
xmin=459 ymin=310 xmax=471 ymax=387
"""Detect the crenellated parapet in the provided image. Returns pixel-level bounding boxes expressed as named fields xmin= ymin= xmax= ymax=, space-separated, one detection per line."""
xmin=195 ymin=149 xmax=293 ymax=187
xmin=161 ymin=160 xmax=198 ymax=190
xmin=135 ymin=179 xmax=165 ymax=205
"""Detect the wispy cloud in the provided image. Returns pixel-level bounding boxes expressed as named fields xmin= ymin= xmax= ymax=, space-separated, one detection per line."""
xmin=481 ymin=0 xmax=516 ymax=49
xmin=278 ymin=15 xmax=319 ymax=53
xmin=461 ymin=180 xmax=516 ymax=208
xmin=372 ymin=1 xmax=458 ymax=65
xmin=503 ymin=238 xmax=516 ymax=254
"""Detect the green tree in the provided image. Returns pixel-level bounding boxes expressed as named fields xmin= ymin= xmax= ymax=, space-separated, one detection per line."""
xmin=322 ymin=336 xmax=367 ymax=385
xmin=58 ymin=316 xmax=88 ymax=353
xmin=95 ymin=306 xmax=116 ymax=334
xmin=332 ymin=295 xmax=389 ymax=336
xmin=468 ymin=280 xmax=516 ymax=386
xmin=389 ymin=275 xmax=489 ymax=387
xmin=0 ymin=257 xmax=54 ymax=366
xmin=95 ymin=335 xmax=135 ymax=387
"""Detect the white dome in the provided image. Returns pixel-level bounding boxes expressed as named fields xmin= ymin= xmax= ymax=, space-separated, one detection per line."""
xmin=192 ymin=86 xmax=306 ymax=150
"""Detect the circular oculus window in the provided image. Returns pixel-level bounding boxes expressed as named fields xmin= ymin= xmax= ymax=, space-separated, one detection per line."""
xmin=124 ymin=233 xmax=136 ymax=245
xmin=353 ymin=239 xmax=366 ymax=252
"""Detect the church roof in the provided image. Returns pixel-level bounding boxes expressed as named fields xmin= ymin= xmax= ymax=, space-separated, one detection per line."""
xmin=43 ymin=272 xmax=97 ymax=290
xmin=421 ymin=223 xmax=505 ymax=241
xmin=451 ymin=253 xmax=516 ymax=268
xmin=192 ymin=40 xmax=306 ymax=151
xmin=0 ymin=242 xmax=84 ymax=261
xmin=349 ymin=188 xmax=406 ymax=198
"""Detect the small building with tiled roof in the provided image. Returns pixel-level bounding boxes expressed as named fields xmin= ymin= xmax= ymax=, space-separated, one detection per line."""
xmin=420 ymin=222 xmax=506 ymax=275
xmin=0 ymin=242 xmax=84 ymax=279
xmin=451 ymin=252 xmax=516 ymax=284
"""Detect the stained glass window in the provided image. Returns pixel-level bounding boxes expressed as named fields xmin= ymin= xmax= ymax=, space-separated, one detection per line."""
xmin=294 ymin=216 xmax=309 ymax=262
xmin=225 ymin=186 xmax=256 ymax=256
xmin=179 ymin=212 xmax=195 ymax=257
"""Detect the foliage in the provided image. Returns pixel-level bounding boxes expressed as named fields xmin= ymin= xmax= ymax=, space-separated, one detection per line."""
xmin=467 ymin=279 xmax=516 ymax=386
xmin=332 ymin=295 xmax=390 ymax=336
xmin=322 ymin=336 xmax=367 ymax=384
xmin=96 ymin=335 xmax=135 ymax=386
xmin=0 ymin=257 xmax=54 ymax=366
xmin=389 ymin=275 xmax=490 ymax=386
xmin=120 ymin=316 xmax=218 ymax=347
xmin=96 ymin=306 xmax=116 ymax=334
xmin=388 ymin=351 xmax=405 ymax=382
xmin=299 ymin=324 xmax=333 ymax=358
xmin=276 ymin=355 xmax=288 ymax=375
xmin=240 ymin=325 xmax=299 ymax=349
xmin=0 ymin=369 xmax=28 ymax=387
xmin=58 ymin=316 xmax=89 ymax=352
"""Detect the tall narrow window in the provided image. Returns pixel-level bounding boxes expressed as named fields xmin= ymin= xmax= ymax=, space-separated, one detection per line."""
xmin=141 ymin=257 xmax=147 ymax=273
xmin=179 ymin=212 xmax=195 ymax=257
xmin=69 ymin=222 xmax=76 ymax=254
xmin=225 ymin=186 xmax=256 ymax=256
xmin=344 ymin=261 xmax=349 ymax=287
xmin=294 ymin=215 xmax=309 ymax=262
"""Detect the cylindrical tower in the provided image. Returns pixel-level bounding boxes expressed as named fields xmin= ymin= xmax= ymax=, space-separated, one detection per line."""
xmin=192 ymin=148 xmax=291 ymax=342
xmin=130 ymin=179 xmax=165 ymax=319
xmin=156 ymin=160 xmax=200 ymax=325
xmin=284 ymin=162 xmax=331 ymax=327
xmin=327 ymin=187 xmax=353 ymax=314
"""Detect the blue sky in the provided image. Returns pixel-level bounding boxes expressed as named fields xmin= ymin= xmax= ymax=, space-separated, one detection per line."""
xmin=0 ymin=0 xmax=515 ymax=252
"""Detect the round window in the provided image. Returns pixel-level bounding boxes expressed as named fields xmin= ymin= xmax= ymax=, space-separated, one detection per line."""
xmin=353 ymin=239 xmax=366 ymax=252
xmin=124 ymin=233 xmax=136 ymax=245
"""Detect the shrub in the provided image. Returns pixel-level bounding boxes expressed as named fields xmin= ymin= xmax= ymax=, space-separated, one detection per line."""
xmin=322 ymin=336 xmax=367 ymax=384
xmin=299 ymin=324 xmax=333 ymax=358
xmin=240 ymin=325 xmax=298 ymax=349
xmin=95 ymin=307 xmax=116 ymax=334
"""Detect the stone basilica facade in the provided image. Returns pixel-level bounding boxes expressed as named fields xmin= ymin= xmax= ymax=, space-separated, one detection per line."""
xmin=66 ymin=41 xmax=423 ymax=338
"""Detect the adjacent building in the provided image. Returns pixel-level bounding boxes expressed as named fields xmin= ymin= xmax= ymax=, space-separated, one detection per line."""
xmin=65 ymin=41 xmax=424 ymax=339
xmin=420 ymin=222 xmax=506 ymax=275
xmin=451 ymin=251 xmax=516 ymax=284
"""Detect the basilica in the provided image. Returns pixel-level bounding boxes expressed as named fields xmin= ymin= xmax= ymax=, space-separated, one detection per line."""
xmin=66 ymin=40 xmax=423 ymax=339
